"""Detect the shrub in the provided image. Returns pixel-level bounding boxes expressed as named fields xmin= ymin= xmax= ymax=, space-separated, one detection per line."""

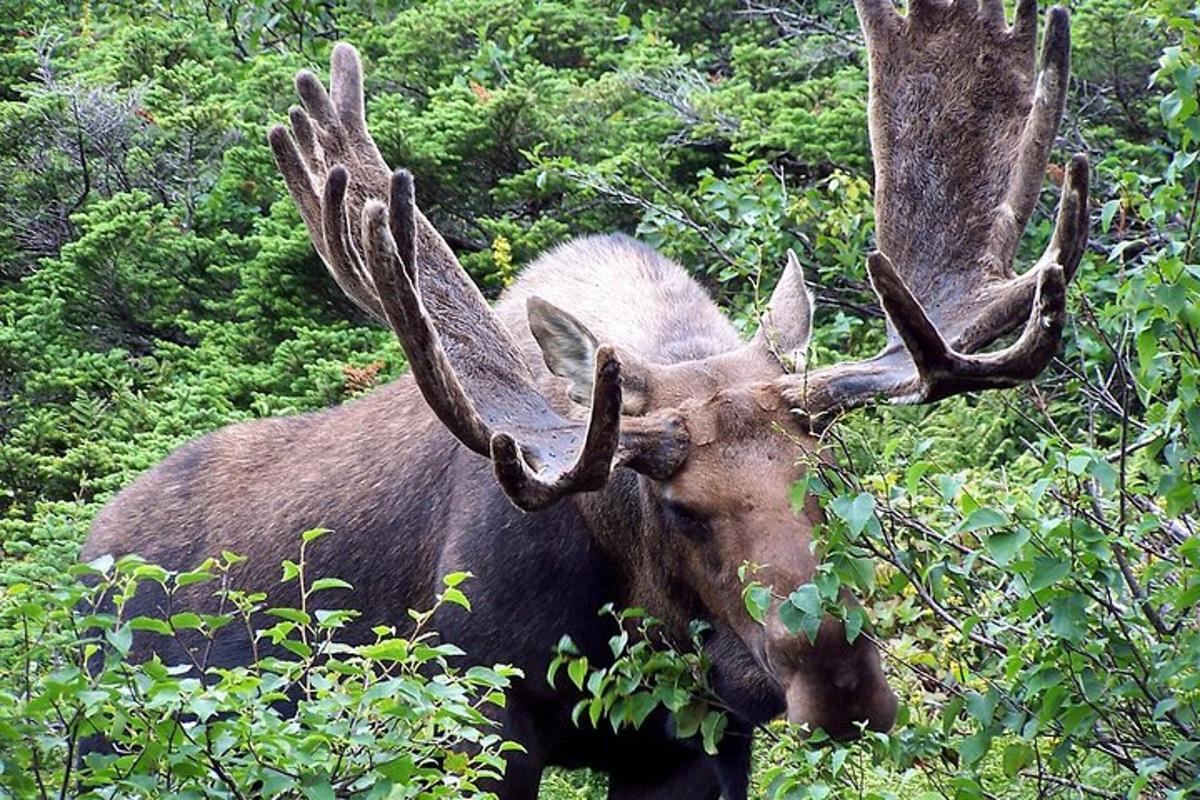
xmin=0 ymin=531 xmax=520 ymax=799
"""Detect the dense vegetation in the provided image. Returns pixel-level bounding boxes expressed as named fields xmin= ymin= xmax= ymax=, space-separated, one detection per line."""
xmin=1 ymin=0 xmax=1198 ymax=797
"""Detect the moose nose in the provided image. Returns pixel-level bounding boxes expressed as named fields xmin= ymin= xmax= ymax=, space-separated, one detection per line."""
xmin=785 ymin=677 xmax=898 ymax=740
xmin=832 ymin=671 xmax=860 ymax=693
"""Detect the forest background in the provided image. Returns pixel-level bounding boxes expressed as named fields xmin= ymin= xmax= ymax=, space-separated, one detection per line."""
xmin=1 ymin=0 xmax=1198 ymax=797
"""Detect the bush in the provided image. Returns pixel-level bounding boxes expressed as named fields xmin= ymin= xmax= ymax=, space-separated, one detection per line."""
xmin=0 ymin=531 xmax=520 ymax=798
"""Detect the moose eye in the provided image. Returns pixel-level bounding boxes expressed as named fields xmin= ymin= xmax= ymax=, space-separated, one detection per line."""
xmin=661 ymin=500 xmax=713 ymax=540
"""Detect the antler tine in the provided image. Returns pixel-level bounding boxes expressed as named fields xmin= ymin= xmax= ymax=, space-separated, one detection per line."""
xmin=788 ymin=155 xmax=1087 ymax=424
xmin=388 ymin=162 xmax=418 ymax=277
xmin=287 ymin=105 xmax=323 ymax=176
xmin=867 ymin=251 xmax=1066 ymax=403
xmin=322 ymin=165 xmax=388 ymax=321
xmin=979 ymin=0 xmax=1007 ymax=29
xmin=854 ymin=0 xmax=901 ymax=41
xmin=360 ymin=177 xmax=496 ymax=456
xmin=957 ymin=152 xmax=1089 ymax=354
xmin=268 ymin=124 xmax=320 ymax=235
xmin=988 ymin=7 xmax=1072 ymax=269
xmin=330 ymin=43 xmax=367 ymax=135
xmin=1012 ymin=0 xmax=1040 ymax=51
xmin=1041 ymin=153 xmax=1091 ymax=281
xmin=269 ymin=124 xmax=388 ymax=322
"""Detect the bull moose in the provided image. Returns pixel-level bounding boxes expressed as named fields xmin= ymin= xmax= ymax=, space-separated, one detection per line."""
xmin=82 ymin=0 xmax=1090 ymax=797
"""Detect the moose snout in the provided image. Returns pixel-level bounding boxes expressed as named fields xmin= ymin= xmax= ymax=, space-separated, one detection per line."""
xmin=784 ymin=671 xmax=897 ymax=741
xmin=767 ymin=613 xmax=898 ymax=741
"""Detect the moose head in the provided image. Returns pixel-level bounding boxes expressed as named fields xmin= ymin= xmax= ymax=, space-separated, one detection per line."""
xmin=267 ymin=0 xmax=1087 ymax=742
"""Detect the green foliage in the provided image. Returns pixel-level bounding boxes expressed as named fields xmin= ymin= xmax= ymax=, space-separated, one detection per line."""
xmin=0 ymin=534 xmax=519 ymax=797
xmin=548 ymin=607 xmax=729 ymax=756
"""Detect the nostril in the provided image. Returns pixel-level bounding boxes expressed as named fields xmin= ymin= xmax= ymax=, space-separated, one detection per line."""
xmin=832 ymin=671 xmax=860 ymax=693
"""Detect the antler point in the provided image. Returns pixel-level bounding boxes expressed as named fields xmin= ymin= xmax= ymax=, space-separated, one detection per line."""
xmin=593 ymin=345 xmax=621 ymax=376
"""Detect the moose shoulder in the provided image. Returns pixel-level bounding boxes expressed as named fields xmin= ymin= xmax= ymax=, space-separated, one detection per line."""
xmin=82 ymin=2 xmax=1090 ymax=798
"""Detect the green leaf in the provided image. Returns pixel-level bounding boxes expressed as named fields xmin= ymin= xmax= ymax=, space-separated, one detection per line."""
xmin=844 ymin=607 xmax=865 ymax=644
xmin=190 ymin=695 xmax=218 ymax=722
xmin=129 ymin=563 xmax=168 ymax=584
xmin=960 ymin=731 xmax=992 ymax=766
xmin=281 ymin=639 xmax=313 ymax=658
xmin=441 ymin=587 xmax=471 ymax=611
xmin=1163 ymin=90 xmax=1184 ymax=124
xmin=301 ymin=527 xmax=331 ymax=543
xmin=832 ymin=492 xmax=875 ymax=537
xmin=84 ymin=553 xmax=115 ymax=576
xmin=965 ymin=689 xmax=997 ymax=724
xmin=175 ymin=569 xmax=214 ymax=588
xmin=301 ymin=777 xmax=334 ymax=800
xmin=743 ymin=583 xmax=771 ymax=624
xmin=938 ymin=474 xmax=966 ymax=503
xmin=961 ymin=507 xmax=1008 ymax=532
xmin=905 ymin=461 xmax=931 ymax=495
xmin=700 ymin=711 xmax=727 ymax=755
xmin=361 ymin=640 xmax=409 ymax=662
xmin=1101 ymin=199 xmax=1121 ymax=233
xmin=674 ymin=702 xmax=706 ymax=739
xmin=782 ymin=584 xmax=822 ymax=643
xmin=169 ymin=612 xmax=203 ymax=630
xmin=1002 ymin=742 xmax=1033 ymax=777
xmin=106 ymin=624 xmax=132 ymax=656
xmin=567 ymin=657 xmax=589 ymax=690
xmin=129 ymin=617 xmax=172 ymax=636
xmin=1029 ymin=556 xmax=1070 ymax=592
xmin=1049 ymin=594 xmax=1088 ymax=641
xmin=266 ymin=607 xmax=311 ymax=625
xmin=1152 ymin=697 xmax=1178 ymax=720
xmin=378 ymin=754 xmax=415 ymax=783
xmin=628 ymin=693 xmax=658 ymax=727
xmin=309 ymin=577 xmax=352 ymax=593
xmin=442 ymin=571 xmax=472 ymax=588
xmin=985 ymin=528 xmax=1030 ymax=566
xmin=588 ymin=695 xmax=603 ymax=727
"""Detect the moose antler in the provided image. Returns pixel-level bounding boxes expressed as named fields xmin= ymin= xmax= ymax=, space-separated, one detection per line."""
xmin=269 ymin=45 xmax=687 ymax=510
xmin=782 ymin=1 xmax=1090 ymax=423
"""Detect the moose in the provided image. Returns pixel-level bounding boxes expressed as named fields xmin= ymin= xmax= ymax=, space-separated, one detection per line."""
xmin=83 ymin=1 xmax=1089 ymax=797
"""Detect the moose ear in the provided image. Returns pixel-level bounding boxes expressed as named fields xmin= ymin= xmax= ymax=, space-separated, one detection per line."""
xmin=754 ymin=249 xmax=813 ymax=371
xmin=527 ymin=297 xmax=651 ymax=413
xmin=527 ymin=297 xmax=602 ymax=406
